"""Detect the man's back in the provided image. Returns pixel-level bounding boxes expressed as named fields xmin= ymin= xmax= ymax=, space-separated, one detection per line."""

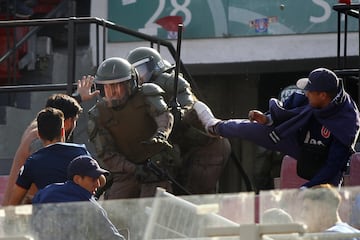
xmin=16 ymin=143 xmax=89 ymax=190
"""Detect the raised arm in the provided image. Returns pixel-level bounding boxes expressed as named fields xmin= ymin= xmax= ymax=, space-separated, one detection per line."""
xmin=73 ymin=75 xmax=100 ymax=103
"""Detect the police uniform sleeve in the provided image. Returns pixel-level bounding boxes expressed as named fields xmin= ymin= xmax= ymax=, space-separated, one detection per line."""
xmin=156 ymin=73 xmax=196 ymax=109
xmin=142 ymin=83 xmax=174 ymax=144
xmin=88 ymin=106 xmax=117 ymax=158
xmin=174 ymin=75 xmax=197 ymax=109
xmin=141 ymin=83 xmax=168 ymax=115
xmin=88 ymin=105 xmax=136 ymax=174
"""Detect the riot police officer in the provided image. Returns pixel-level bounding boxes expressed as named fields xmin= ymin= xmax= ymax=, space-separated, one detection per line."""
xmin=88 ymin=57 xmax=179 ymax=199
xmin=126 ymin=47 xmax=231 ymax=194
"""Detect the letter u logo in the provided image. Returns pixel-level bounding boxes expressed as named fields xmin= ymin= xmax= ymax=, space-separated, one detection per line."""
xmin=321 ymin=126 xmax=331 ymax=138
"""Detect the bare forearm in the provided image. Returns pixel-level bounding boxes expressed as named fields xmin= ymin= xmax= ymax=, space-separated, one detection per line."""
xmin=6 ymin=185 xmax=27 ymax=206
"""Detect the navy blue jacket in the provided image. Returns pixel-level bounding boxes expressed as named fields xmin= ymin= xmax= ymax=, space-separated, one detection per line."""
xmin=32 ymin=181 xmax=124 ymax=240
xmin=269 ymin=83 xmax=359 ymax=151
xmin=32 ymin=181 xmax=93 ymax=203
xmin=216 ymin=81 xmax=360 ymax=187
xmin=268 ymin=82 xmax=360 ymax=187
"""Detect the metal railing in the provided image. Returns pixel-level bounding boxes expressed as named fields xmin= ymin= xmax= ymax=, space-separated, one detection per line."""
xmin=333 ymin=3 xmax=360 ymax=76
xmin=0 ymin=3 xmax=195 ymax=96
xmin=332 ymin=3 xmax=360 ymax=103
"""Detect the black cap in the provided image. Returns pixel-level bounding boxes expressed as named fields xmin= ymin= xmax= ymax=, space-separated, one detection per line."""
xmin=296 ymin=68 xmax=339 ymax=92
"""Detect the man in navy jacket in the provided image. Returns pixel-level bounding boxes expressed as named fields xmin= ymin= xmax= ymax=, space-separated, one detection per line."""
xmin=193 ymin=68 xmax=360 ymax=188
xmin=32 ymin=155 xmax=124 ymax=240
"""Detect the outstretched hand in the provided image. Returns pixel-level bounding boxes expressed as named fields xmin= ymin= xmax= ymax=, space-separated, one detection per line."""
xmin=76 ymin=75 xmax=100 ymax=102
xmin=248 ymin=110 xmax=269 ymax=125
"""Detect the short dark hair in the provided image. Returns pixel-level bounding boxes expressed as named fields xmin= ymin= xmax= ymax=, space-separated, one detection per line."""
xmin=45 ymin=94 xmax=83 ymax=120
xmin=37 ymin=107 xmax=64 ymax=141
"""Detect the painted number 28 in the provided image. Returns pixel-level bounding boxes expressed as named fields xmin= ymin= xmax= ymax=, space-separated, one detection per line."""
xmin=145 ymin=0 xmax=192 ymax=28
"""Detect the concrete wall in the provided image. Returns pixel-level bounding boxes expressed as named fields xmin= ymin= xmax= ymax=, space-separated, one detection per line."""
xmin=0 ymin=47 xmax=96 ymax=175
xmin=90 ymin=1 xmax=359 ymax=67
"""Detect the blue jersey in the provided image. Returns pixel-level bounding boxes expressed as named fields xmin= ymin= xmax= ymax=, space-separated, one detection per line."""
xmin=16 ymin=142 xmax=90 ymax=190
xmin=298 ymin=115 xmax=350 ymax=186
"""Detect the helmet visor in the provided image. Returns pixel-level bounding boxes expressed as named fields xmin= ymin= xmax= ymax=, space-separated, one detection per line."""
xmin=133 ymin=58 xmax=156 ymax=84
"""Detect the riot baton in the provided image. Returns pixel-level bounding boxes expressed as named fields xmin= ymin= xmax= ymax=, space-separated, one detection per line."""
xmin=145 ymin=159 xmax=192 ymax=195
xmin=169 ymin=23 xmax=183 ymax=125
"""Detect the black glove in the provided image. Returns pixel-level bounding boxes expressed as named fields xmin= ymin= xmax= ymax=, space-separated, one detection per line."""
xmin=134 ymin=164 xmax=161 ymax=183
xmin=94 ymin=174 xmax=113 ymax=199
xmin=158 ymin=144 xmax=182 ymax=169
xmin=142 ymin=131 xmax=172 ymax=148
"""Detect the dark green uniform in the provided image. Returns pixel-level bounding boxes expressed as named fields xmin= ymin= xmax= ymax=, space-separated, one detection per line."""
xmin=88 ymin=83 xmax=177 ymax=199
xmin=152 ymin=72 xmax=231 ymax=194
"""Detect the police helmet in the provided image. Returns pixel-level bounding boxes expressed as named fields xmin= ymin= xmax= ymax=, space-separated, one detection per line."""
xmin=126 ymin=47 xmax=166 ymax=84
xmin=95 ymin=57 xmax=138 ymax=107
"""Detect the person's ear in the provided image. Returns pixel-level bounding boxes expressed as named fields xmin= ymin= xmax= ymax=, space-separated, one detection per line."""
xmin=63 ymin=118 xmax=71 ymax=132
xmin=37 ymin=129 xmax=42 ymax=139
xmin=61 ymin=126 xmax=65 ymax=137
xmin=320 ymin=92 xmax=331 ymax=101
xmin=99 ymin=174 xmax=106 ymax=187
xmin=73 ymin=175 xmax=81 ymax=184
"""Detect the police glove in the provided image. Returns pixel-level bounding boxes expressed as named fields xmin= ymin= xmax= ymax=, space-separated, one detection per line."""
xmin=142 ymin=131 xmax=172 ymax=148
xmin=135 ymin=164 xmax=160 ymax=183
xmin=158 ymin=144 xmax=182 ymax=169
xmin=134 ymin=164 xmax=148 ymax=182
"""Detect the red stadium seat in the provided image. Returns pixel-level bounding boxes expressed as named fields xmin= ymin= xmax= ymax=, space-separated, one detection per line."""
xmin=349 ymin=152 xmax=360 ymax=186
xmin=275 ymin=154 xmax=353 ymax=189
xmin=278 ymin=155 xmax=307 ymax=189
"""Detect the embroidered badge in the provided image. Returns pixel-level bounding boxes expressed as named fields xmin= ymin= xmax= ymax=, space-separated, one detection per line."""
xmin=321 ymin=126 xmax=331 ymax=138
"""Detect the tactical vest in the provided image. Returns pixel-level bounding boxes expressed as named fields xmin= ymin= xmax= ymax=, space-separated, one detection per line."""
xmin=96 ymin=92 xmax=165 ymax=164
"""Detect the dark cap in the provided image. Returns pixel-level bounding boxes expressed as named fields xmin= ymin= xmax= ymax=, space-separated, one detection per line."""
xmin=296 ymin=68 xmax=339 ymax=92
xmin=67 ymin=155 xmax=109 ymax=180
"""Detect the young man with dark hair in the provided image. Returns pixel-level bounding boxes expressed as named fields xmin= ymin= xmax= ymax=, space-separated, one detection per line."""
xmin=2 ymin=76 xmax=99 ymax=205
xmin=194 ymin=68 xmax=360 ymax=189
xmin=45 ymin=93 xmax=83 ymax=140
xmin=6 ymin=107 xmax=91 ymax=206
xmin=37 ymin=106 xmax=66 ymax=142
